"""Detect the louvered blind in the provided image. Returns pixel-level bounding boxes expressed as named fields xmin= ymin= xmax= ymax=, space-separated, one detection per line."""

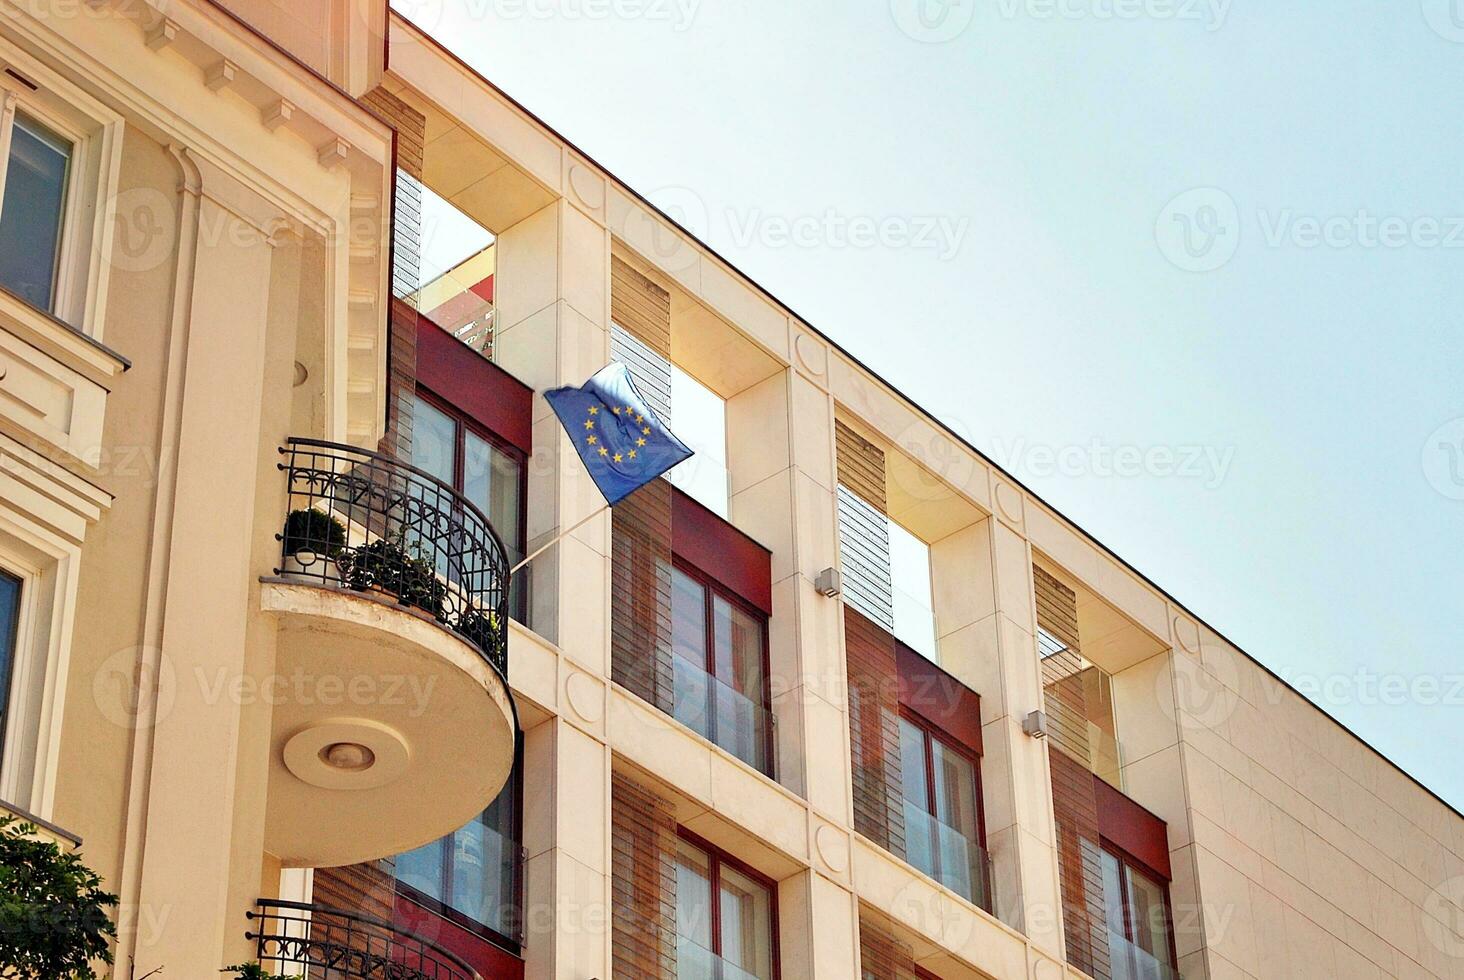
xmin=1034 ymin=564 xmax=1111 ymax=980
xmin=835 ymin=421 xmax=894 ymax=630
xmin=858 ymin=910 xmax=922 ymax=980
xmin=609 ymin=258 xmax=676 ymax=711
xmin=845 ymin=609 xmax=906 ymax=860
xmin=611 ymin=772 xmax=678 ymax=979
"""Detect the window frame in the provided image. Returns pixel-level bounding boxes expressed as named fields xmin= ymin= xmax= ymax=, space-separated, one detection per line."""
xmin=0 ymin=531 xmax=69 ymax=813
xmin=413 ymin=385 xmax=529 ymax=621
xmin=1099 ymin=839 xmax=1180 ymax=975
xmin=394 ymin=744 xmax=525 ymax=954
xmin=675 ymin=827 xmax=781 ymax=980
xmin=898 ymin=708 xmax=989 ymax=897
xmin=0 ymin=41 xmax=122 ymax=335
xmin=669 ymin=556 xmax=774 ymax=775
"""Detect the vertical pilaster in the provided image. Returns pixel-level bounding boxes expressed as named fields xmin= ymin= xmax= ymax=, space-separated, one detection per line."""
xmin=130 ymin=149 xmax=288 ymax=975
xmin=932 ymin=515 xmax=1065 ymax=958
xmin=497 ymin=197 xmax=614 ymax=979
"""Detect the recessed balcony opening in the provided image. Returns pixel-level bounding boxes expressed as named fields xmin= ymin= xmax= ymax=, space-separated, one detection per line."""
xmin=833 ymin=415 xmax=984 ymax=669
xmin=1033 ymin=556 xmax=1179 ymax=980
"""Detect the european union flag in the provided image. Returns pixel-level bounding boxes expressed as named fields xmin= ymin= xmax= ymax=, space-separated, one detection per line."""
xmin=544 ymin=363 xmax=693 ymax=506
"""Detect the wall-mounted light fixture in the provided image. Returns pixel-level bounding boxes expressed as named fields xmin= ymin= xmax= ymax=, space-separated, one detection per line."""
xmin=815 ymin=567 xmax=842 ymax=597
xmin=1022 ymin=709 xmax=1049 ymax=739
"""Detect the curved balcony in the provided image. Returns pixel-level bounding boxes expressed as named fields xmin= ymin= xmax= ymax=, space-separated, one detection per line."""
xmin=246 ymin=899 xmax=479 ymax=980
xmin=259 ymin=439 xmax=516 ymax=868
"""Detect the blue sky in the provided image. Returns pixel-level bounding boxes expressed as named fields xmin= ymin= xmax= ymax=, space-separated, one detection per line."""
xmin=396 ymin=1 xmax=1464 ymax=809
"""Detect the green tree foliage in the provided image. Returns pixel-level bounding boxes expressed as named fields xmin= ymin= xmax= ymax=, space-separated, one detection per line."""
xmin=0 ymin=816 xmax=117 ymax=979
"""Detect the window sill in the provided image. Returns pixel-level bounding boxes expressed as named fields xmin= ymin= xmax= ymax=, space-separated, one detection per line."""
xmin=0 ymin=286 xmax=129 ymax=385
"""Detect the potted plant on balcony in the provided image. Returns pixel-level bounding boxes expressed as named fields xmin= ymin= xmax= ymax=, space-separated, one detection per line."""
xmin=279 ymin=508 xmax=347 ymax=583
xmin=222 ymin=964 xmax=291 ymax=980
xmin=455 ymin=605 xmax=501 ymax=657
xmin=335 ymin=537 xmax=447 ymax=619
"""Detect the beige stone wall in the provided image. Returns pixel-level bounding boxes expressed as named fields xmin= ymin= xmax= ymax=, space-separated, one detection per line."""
xmin=1164 ymin=625 xmax=1463 ymax=980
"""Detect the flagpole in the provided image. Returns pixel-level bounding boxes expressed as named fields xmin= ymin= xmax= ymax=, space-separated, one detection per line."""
xmin=509 ymin=505 xmax=610 ymax=576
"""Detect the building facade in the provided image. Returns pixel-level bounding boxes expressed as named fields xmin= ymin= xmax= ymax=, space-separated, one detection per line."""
xmin=0 ymin=2 xmax=1459 ymax=979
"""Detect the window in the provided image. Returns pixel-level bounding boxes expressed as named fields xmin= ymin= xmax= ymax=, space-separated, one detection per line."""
xmin=1101 ymin=846 xmax=1179 ymax=980
xmin=396 ymin=767 xmax=522 ymax=948
xmin=0 ymin=111 xmax=70 ymax=312
xmin=0 ymin=571 xmax=21 ymax=763
xmin=675 ymin=834 xmax=777 ymax=980
xmin=898 ymin=715 xmax=989 ymax=910
xmin=670 ymin=563 xmax=772 ymax=775
xmin=412 ymin=393 xmax=527 ymax=620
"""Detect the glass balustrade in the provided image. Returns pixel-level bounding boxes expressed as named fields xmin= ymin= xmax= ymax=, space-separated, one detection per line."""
xmin=1108 ymin=929 xmax=1182 ymax=980
xmin=901 ymin=798 xmax=993 ymax=912
xmin=672 ymin=653 xmax=774 ymax=777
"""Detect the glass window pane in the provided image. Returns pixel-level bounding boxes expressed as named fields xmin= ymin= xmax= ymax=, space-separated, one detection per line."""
xmin=719 ymin=865 xmax=774 ymax=980
xmin=710 ymin=597 xmax=768 ymax=770
xmin=397 ymin=777 xmax=518 ymax=939
xmin=412 ymin=397 xmax=457 ymax=485
xmin=671 ymin=569 xmax=710 ymax=739
xmin=675 ymin=839 xmax=714 ymax=949
xmin=0 ymin=114 xmax=70 ymax=312
xmin=463 ymin=432 xmax=523 ymax=557
xmin=1101 ymin=849 xmax=1127 ymax=936
xmin=463 ymin=430 xmax=525 ymax=619
xmin=930 ymin=740 xmax=979 ymax=842
xmin=672 ymin=569 xmax=707 ymax=664
xmin=1126 ymin=864 xmax=1174 ymax=966
xmin=0 ymin=572 xmax=21 ymax=758
xmin=395 ymin=836 xmax=446 ymax=904
xmin=898 ymin=717 xmax=929 ymax=807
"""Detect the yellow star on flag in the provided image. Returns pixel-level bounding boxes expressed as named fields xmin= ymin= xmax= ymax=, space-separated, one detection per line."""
xmin=613 ymin=453 xmax=623 ymax=463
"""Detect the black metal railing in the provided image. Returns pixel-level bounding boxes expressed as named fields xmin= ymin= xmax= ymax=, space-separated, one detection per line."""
xmin=275 ymin=438 xmax=510 ymax=675
xmin=247 ymin=899 xmax=479 ymax=980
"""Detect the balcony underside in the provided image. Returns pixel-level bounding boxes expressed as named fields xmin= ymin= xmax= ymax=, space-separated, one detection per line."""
xmin=260 ymin=581 xmax=515 ymax=868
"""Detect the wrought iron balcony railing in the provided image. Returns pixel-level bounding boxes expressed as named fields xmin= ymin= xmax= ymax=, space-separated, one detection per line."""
xmin=247 ymin=899 xmax=479 ymax=980
xmin=275 ymin=438 xmax=510 ymax=675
